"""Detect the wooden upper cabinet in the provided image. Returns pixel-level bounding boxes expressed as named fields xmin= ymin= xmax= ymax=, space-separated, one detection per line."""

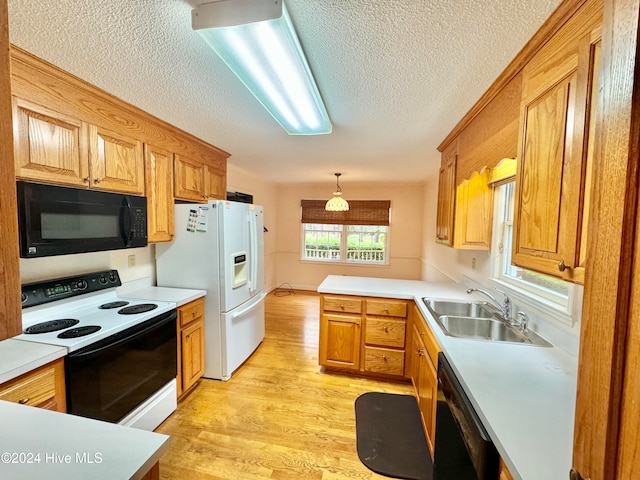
xmin=89 ymin=124 xmax=144 ymax=195
xmin=174 ymin=153 xmax=227 ymax=203
xmin=513 ymin=0 xmax=602 ymax=283
xmin=145 ymin=144 xmax=175 ymax=243
xmin=436 ymin=147 xmax=456 ymax=246
xmin=174 ymin=154 xmax=206 ymax=202
xmin=205 ymin=162 xmax=226 ymax=200
xmin=13 ymin=97 xmax=89 ymax=187
xmin=454 ymin=168 xmax=493 ymax=249
xmin=13 ymin=98 xmax=145 ymax=195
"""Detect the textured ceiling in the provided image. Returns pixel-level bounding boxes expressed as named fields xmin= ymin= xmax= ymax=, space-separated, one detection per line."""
xmin=7 ymin=0 xmax=562 ymax=184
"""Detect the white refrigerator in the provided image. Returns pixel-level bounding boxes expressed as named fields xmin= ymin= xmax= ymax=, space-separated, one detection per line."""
xmin=156 ymin=200 xmax=265 ymax=380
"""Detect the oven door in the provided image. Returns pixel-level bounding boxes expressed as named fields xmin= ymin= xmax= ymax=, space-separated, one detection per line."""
xmin=17 ymin=181 xmax=147 ymax=258
xmin=65 ymin=310 xmax=177 ymax=423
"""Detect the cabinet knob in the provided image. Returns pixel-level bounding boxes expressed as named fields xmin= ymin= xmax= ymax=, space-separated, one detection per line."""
xmin=83 ymin=177 xmax=89 ymax=183
xmin=18 ymin=398 xmax=29 ymax=405
xmin=384 ymin=308 xmax=389 ymax=314
xmin=382 ymin=355 xmax=388 ymax=361
xmin=94 ymin=178 xmax=101 ymax=184
xmin=417 ymin=349 xmax=423 ymax=356
xmin=383 ymin=326 xmax=389 ymax=333
xmin=558 ymin=259 xmax=567 ymax=272
xmin=340 ymin=304 xmax=345 ymax=310
xmin=569 ymin=468 xmax=589 ymax=480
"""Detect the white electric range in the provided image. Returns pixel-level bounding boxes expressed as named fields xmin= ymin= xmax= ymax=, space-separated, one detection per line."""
xmin=16 ymin=270 xmax=178 ymax=431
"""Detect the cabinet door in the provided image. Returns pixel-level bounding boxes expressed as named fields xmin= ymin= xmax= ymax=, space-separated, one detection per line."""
xmin=419 ymin=350 xmax=438 ymax=456
xmin=145 ymin=144 xmax=175 ymax=243
xmin=436 ymin=150 xmax=456 ymax=245
xmin=319 ymin=313 xmax=361 ymax=370
xmin=181 ymin=319 xmax=205 ymax=392
xmin=513 ymin=14 xmax=601 ymax=282
xmin=205 ymin=163 xmax=226 ymax=200
xmin=174 ymin=154 xmax=206 ymax=202
xmin=89 ymin=124 xmax=145 ymax=194
xmin=13 ymin=97 xmax=89 ymax=187
xmin=454 ymin=169 xmax=493 ymax=250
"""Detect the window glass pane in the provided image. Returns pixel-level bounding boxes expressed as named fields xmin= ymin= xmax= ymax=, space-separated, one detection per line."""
xmin=495 ymin=182 xmax=570 ymax=302
xmin=303 ymin=224 xmax=342 ymax=261
xmin=346 ymin=225 xmax=387 ymax=263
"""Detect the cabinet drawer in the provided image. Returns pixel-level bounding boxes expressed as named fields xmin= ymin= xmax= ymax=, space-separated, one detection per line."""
xmin=365 ymin=318 xmax=406 ymax=348
xmin=366 ymin=299 xmax=407 ymax=318
xmin=0 ymin=365 xmax=56 ymax=408
xmin=323 ymin=296 xmax=362 ymax=314
xmin=179 ymin=298 xmax=205 ymax=327
xmin=363 ymin=346 xmax=405 ymax=376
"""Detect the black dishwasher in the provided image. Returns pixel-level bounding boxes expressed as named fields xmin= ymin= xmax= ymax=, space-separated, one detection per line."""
xmin=434 ymin=352 xmax=499 ymax=480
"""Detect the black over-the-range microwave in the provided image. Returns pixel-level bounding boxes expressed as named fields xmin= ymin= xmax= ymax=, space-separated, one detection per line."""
xmin=17 ymin=181 xmax=148 ymax=258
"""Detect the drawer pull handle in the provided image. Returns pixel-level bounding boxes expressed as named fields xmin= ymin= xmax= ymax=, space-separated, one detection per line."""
xmin=340 ymin=304 xmax=345 ymax=310
xmin=18 ymin=398 xmax=29 ymax=405
xmin=383 ymin=326 xmax=389 ymax=333
xmin=382 ymin=355 xmax=388 ymax=361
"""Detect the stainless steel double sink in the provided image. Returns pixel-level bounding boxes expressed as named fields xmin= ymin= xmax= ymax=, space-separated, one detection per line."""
xmin=422 ymin=299 xmax=551 ymax=347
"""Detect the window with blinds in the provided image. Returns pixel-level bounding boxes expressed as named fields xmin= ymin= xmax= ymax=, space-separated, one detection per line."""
xmin=300 ymin=200 xmax=391 ymax=264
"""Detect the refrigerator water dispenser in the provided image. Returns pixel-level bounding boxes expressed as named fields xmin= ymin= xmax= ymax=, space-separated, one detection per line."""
xmin=232 ymin=253 xmax=248 ymax=288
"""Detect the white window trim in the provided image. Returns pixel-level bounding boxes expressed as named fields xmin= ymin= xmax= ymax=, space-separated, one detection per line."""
xmin=489 ymin=183 xmax=580 ymax=327
xmin=300 ymin=224 xmax=390 ymax=266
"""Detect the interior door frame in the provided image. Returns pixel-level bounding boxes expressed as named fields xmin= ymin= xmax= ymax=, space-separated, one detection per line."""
xmin=573 ymin=0 xmax=640 ymax=478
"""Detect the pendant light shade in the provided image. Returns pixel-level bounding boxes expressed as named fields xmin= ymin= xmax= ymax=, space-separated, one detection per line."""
xmin=325 ymin=173 xmax=349 ymax=211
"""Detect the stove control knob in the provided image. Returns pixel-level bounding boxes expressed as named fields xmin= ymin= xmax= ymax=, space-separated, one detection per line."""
xmin=76 ymin=280 xmax=88 ymax=290
xmin=21 ymin=292 xmax=27 ymax=303
xmin=108 ymin=273 xmax=117 ymax=283
xmin=98 ymin=275 xmax=108 ymax=285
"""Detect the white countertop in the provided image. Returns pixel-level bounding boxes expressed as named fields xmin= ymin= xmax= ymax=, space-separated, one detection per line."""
xmin=0 ymin=400 xmax=169 ymax=479
xmin=125 ymin=286 xmax=206 ymax=307
xmin=318 ymin=275 xmax=578 ymax=480
xmin=0 ymin=339 xmax=66 ymax=384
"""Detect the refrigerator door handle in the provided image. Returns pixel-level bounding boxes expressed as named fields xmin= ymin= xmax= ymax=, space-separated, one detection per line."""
xmin=231 ymin=292 xmax=266 ymax=319
xmin=249 ymin=212 xmax=259 ymax=294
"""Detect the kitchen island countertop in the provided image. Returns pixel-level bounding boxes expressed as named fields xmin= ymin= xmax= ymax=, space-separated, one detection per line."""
xmin=0 ymin=399 xmax=169 ymax=479
xmin=318 ymin=275 xmax=578 ymax=480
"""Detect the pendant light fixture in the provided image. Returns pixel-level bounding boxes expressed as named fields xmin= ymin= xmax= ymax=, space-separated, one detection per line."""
xmin=325 ymin=173 xmax=349 ymax=212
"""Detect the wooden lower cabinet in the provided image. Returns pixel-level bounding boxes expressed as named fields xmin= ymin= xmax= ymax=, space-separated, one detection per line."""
xmin=0 ymin=358 xmax=66 ymax=412
xmin=409 ymin=303 xmax=440 ymax=457
xmin=177 ymin=298 xmax=205 ymax=398
xmin=140 ymin=462 xmax=160 ymax=480
xmin=499 ymin=458 xmax=515 ymax=480
xmin=319 ymin=294 xmax=408 ymax=378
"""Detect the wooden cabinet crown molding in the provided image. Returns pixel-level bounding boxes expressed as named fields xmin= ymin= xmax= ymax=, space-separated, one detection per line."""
xmin=438 ymin=0 xmax=591 ymax=152
xmin=9 ymin=45 xmax=230 ymax=171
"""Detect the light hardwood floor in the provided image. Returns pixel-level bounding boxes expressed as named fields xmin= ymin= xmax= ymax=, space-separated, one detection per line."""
xmin=157 ymin=290 xmax=415 ymax=479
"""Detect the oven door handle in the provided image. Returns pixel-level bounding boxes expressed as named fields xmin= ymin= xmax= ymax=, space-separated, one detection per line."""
xmin=68 ymin=310 xmax=177 ymax=359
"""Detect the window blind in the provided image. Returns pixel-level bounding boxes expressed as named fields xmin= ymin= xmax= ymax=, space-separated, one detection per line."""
xmin=300 ymin=200 xmax=391 ymax=226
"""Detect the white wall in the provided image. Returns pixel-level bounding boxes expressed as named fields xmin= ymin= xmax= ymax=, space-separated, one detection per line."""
xmin=275 ymin=182 xmax=424 ymax=290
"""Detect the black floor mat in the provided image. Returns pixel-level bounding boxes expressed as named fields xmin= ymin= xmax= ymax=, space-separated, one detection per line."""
xmin=354 ymin=392 xmax=433 ymax=480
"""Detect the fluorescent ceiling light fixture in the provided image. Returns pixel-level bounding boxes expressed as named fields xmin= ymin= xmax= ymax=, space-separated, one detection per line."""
xmin=192 ymin=0 xmax=332 ymax=135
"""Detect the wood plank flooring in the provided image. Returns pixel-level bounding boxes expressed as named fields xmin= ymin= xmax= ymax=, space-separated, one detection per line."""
xmin=156 ymin=290 xmax=415 ymax=479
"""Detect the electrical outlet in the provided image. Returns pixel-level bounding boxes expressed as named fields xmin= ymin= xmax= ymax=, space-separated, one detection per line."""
xmin=128 ymin=254 xmax=136 ymax=267
xmin=471 ymin=257 xmax=476 ymax=269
